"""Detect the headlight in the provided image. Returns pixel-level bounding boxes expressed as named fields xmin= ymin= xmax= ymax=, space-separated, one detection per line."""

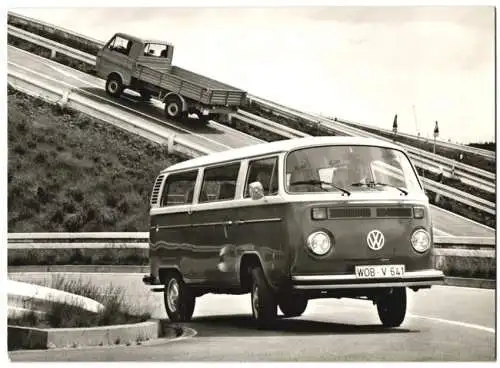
xmin=411 ymin=229 xmax=431 ymax=253
xmin=306 ymin=231 xmax=332 ymax=256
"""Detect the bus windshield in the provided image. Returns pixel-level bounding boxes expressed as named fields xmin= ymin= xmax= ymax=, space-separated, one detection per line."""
xmin=285 ymin=145 xmax=421 ymax=194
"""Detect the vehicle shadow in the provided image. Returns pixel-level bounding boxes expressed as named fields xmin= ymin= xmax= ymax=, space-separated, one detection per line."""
xmin=187 ymin=314 xmax=419 ymax=337
xmin=77 ymin=87 xmax=226 ymax=134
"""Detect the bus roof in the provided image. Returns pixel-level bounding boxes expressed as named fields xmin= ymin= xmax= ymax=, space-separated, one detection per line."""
xmin=161 ymin=136 xmax=405 ymax=174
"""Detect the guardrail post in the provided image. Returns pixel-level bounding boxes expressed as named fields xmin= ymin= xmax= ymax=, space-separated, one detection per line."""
xmin=56 ymin=89 xmax=71 ymax=109
xmin=50 ymin=49 xmax=57 ymax=59
xmin=167 ymin=134 xmax=176 ymax=153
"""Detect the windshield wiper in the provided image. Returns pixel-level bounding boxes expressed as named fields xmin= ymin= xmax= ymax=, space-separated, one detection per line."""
xmin=350 ymin=181 xmax=408 ymax=195
xmin=290 ymin=180 xmax=351 ymax=196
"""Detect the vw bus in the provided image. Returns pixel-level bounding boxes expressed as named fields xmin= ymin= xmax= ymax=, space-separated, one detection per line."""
xmin=143 ymin=136 xmax=444 ymax=328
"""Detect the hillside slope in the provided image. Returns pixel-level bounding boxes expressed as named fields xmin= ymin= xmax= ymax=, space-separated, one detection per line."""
xmin=8 ymin=86 xmax=184 ymax=232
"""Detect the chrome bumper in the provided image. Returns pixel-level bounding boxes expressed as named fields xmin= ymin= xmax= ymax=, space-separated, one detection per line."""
xmin=291 ymin=269 xmax=445 ymax=290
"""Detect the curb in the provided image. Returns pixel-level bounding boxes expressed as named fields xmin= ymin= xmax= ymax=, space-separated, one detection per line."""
xmin=8 ymin=265 xmax=495 ymax=290
xmin=8 ymin=319 xmax=185 ymax=351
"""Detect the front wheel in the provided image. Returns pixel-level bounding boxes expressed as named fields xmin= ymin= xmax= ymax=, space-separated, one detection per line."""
xmin=251 ymin=267 xmax=277 ymax=329
xmin=163 ymin=274 xmax=196 ymax=322
xmin=105 ymin=74 xmax=124 ymax=97
xmin=376 ymin=287 xmax=407 ymax=327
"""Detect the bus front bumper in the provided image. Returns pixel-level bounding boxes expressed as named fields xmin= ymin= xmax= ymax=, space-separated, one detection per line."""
xmin=291 ymin=269 xmax=445 ymax=290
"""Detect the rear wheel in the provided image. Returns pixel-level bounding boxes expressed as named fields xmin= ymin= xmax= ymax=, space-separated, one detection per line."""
xmin=105 ymin=74 xmax=123 ymax=97
xmin=376 ymin=287 xmax=406 ymax=327
xmin=278 ymin=295 xmax=308 ymax=318
xmin=251 ymin=267 xmax=277 ymax=329
xmin=164 ymin=95 xmax=184 ymax=121
xmin=163 ymin=274 xmax=195 ymax=322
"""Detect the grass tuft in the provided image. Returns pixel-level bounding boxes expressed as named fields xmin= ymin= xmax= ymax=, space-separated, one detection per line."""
xmin=8 ymin=276 xmax=151 ymax=329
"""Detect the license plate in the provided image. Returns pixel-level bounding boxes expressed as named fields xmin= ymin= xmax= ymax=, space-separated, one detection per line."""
xmin=355 ymin=264 xmax=405 ymax=279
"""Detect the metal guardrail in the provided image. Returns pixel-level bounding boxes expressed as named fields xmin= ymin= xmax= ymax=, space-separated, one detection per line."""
xmin=7 ymin=232 xmax=496 ymax=247
xmin=6 ymin=24 xmax=496 ymax=216
xmin=8 ymin=68 xmax=211 ymax=159
xmin=8 ymin=11 xmax=106 ymax=48
xmin=8 ymin=25 xmax=97 ymax=65
xmin=247 ymin=95 xmax=496 ymax=185
xmin=334 ymin=116 xmax=495 ymax=160
xmin=249 ymin=95 xmax=497 ymax=165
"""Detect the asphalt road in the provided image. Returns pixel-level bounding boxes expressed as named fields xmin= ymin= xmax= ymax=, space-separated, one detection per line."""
xmin=8 ymin=46 xmax=263 ymax=153
xmin=8 ymin=272 xmax=496 ymax=361
xmin=7 ymin=45 xmax=495 ymax=238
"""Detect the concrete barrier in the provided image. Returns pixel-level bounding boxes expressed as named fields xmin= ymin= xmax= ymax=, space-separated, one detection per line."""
xmin=8 ymin=319 xmax=182 ymax=351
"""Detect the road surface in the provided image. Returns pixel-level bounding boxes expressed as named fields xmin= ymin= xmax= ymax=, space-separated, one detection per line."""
xmin=8 ymin=272 xmax=495 ymax=361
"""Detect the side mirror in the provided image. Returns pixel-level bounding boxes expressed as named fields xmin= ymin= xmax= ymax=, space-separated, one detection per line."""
xmin=249 ymin=181 xmax=265 ymax=200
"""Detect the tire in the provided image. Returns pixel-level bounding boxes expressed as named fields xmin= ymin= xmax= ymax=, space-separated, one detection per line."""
xmin=105 ymin=74 xmax=123 ymax=97
xmin=251 ymin=267 xmax=277 ymax=329
xmin=376 ymin=287 xmax=406 ymax=327
xmin=164 ymin=95 xmax=184 ymax=120
xmin=163 ymin=273 xmax=196 ymax=322
xmin=278 ymin=295 xmax=308 ymax=318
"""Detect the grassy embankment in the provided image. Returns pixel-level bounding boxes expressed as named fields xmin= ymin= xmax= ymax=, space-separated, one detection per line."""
xmin=8 ymin=86 xmax=185 ymax=233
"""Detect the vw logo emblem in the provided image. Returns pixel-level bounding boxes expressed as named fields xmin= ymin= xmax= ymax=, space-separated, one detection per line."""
xmin=367 ymin=230 xmax=385 ymax=250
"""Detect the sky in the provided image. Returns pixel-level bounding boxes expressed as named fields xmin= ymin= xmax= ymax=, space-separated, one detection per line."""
xmin=8 ymin=5 xmax=496 ymax=144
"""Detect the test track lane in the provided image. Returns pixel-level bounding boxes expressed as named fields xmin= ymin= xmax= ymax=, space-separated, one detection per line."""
xmin=8 ymin=273 xmax=495 ymax=361
xmin=8 ymin=46 xmax=263 ymax=151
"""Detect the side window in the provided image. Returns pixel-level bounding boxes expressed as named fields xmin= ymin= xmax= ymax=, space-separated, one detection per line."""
xmin=160 ymin=170 xmax=198 ymax=207
xmin=107 ymin=36 xmax=132 ymax=56
xmin=143 ymin=43 xmax=169 ymax=58
xmin=199 ymin=163 xmax=241 ymax=203
xmin=245 ymin=157 xmax=279 ymax=197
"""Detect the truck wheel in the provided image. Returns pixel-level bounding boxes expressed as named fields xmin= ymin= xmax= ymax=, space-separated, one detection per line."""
xmin=164 ymin=95 xmax=183 ymax=121
xmin=278 ymin=295 xmax=308 ymax=318
xmin=163 ymin=274 xmax=195 ymax=322
xmin=376 ymin=287 xmax=406 ymax=327
xmin=251 ymin=267 xmax=277 ymax=329
xmin=105 ymin=74 xmax=124 ymax=97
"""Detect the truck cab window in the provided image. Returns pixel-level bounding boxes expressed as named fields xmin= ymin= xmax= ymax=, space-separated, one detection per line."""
xmin=107 ymin=36 xmax=132 ymax=56
xmin=143 ymin=43 xmax=169 ymax=58
xmin=245 ymin=157 xmax=278 ymax=197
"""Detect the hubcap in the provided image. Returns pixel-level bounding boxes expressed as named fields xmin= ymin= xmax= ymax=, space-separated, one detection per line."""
xmin=108 ymin=80 xmax=118 ymax=93
xmin=252 ymin=284 xmax=259 ymax=319
xmin=167 ymin=103 xmax=179 ymax=116
xmin=166 ymin=279 xmax=179 ymax=313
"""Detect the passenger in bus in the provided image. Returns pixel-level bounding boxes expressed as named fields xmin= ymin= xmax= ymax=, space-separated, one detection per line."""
xmin=256 ymin=170 xmax=271 ymax=195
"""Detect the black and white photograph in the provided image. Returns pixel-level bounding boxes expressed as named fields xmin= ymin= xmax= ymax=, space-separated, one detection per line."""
xmin=4 ymin=1 xmax=496 ymax=362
